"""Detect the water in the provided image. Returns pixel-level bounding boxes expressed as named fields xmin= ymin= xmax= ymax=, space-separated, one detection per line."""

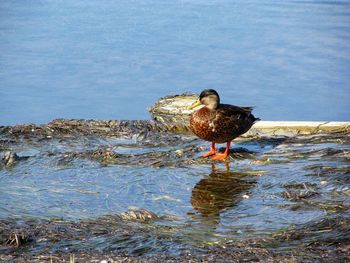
xmin=1 ymin=0 xmax=350 ymax=125
xmin=0 ymin=123 xmax=349 ymax=257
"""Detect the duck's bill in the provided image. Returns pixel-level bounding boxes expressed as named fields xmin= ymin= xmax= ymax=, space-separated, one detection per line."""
xmin=187 ymin=99 xmax=201 ymax=110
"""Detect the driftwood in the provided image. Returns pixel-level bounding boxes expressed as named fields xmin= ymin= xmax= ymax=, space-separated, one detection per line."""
xmin=149 ymin=93 xmax=350 ymax=135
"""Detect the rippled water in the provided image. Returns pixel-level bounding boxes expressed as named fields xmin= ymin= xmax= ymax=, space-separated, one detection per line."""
xmin=1 ymin=0 xmax=350 ymax=125
xmin=0 ymin=123 xmax=349 ymax=256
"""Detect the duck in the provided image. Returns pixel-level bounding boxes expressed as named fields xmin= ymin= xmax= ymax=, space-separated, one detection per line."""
xmin=188 ymin=89 xmax=259 ymax=161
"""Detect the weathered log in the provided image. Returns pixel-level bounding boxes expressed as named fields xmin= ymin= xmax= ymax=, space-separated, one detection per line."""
xmin=149 ymin=93 xmax=350 ymax=135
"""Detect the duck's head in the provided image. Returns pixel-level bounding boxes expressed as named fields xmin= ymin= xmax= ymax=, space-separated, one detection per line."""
xmin=188 ymin=89 xmax=220 ymax=110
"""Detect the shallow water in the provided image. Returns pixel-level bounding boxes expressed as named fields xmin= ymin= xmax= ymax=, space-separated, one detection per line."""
xmin=0 ymin=124 xmax=349 ymax=257
xmin=1 ymin=0 xmax=350 ymax=125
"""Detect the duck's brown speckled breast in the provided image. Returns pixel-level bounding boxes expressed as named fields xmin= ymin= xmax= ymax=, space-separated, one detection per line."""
xmin=189 ymin=105 xmax=256 ymax=143
xmin=190 ymin=107 xmax=228 ymax=143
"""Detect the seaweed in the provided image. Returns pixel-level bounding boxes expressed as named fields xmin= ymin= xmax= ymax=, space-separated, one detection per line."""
xmin=0 ymin=119 xmax=349 ymax=261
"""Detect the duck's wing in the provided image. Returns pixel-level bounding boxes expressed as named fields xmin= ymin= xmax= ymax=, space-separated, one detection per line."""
xmin=217 ymin=104 xmax=257 ymax=119
xmin=211 ymin=104 xmax=259 ymax=135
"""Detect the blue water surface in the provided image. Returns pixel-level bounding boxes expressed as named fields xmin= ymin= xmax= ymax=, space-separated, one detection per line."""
xmin=1 ymin=0 xmax=349 ymax=125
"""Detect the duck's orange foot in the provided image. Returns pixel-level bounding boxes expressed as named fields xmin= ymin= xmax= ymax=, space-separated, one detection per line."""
xmin=202 ymin=149 xmax=217 ymax=157
xmin=212 ymin=153 xmax=229 ymax=161
xmin=202 ymin=142 xmax=217 ymax=157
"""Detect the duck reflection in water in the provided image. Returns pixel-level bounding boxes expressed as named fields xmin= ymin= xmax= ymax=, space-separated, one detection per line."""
xmin=191 ymin=164 xmax=256 ymax=222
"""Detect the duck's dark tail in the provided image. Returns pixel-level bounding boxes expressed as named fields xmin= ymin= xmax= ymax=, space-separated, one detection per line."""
xmin=248 ymin=114 xmax=260 ymax=124
xmin=242 ymin=106 xmax=260 ymax=123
